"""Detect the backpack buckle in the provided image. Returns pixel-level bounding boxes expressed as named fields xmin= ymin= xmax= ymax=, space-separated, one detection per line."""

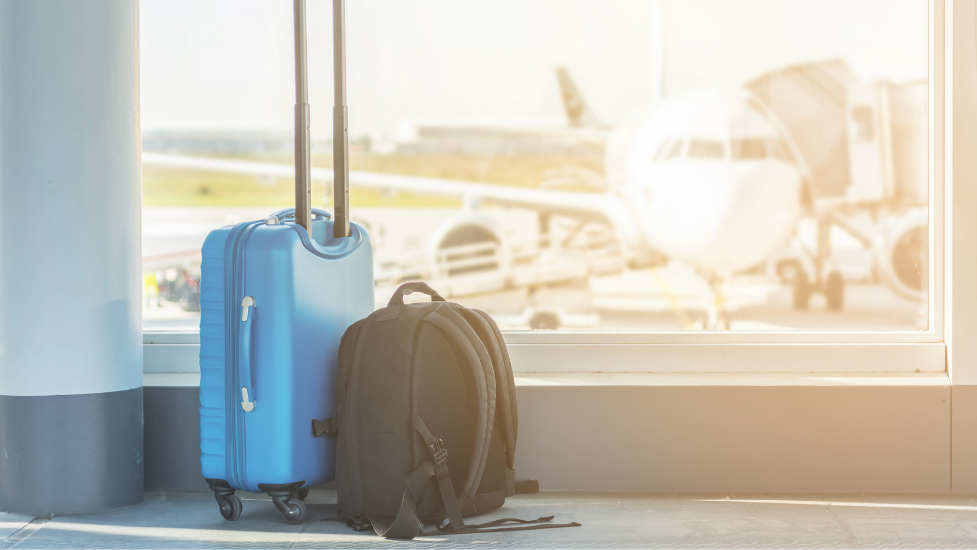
xmin=312 ymin=418 xmax=338 ymax=437
xmin=430 ymin=438 xmax=448 ymax=464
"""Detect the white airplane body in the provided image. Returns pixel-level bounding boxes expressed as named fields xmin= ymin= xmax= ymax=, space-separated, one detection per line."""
xmin=616 ymin=92 xmax=804 ymax=274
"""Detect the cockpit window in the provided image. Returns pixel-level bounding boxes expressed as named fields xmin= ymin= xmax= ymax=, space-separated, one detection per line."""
xmin=651 ymin=139 xmax=673 ymax=162
xmin=662 ymin=139 xmax=685 ymax=161
xmin=766 ymin=137 xmax=795 ymax=164
xmin=731 ymin=137 xmax=767 ymax=160
xmin=687 ymin=139 xmax=726 ymax=160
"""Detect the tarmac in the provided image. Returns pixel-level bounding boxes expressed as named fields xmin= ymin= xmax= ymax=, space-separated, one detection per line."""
xmin=4 ymin=491 xmax=977 ymax=549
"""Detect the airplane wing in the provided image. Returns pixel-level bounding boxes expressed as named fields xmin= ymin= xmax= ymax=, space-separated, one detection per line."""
xmin=143 ymin=152 xmax=625 ymax=224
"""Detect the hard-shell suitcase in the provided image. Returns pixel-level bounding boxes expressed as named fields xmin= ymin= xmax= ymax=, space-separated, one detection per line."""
xmin=198 ymin=0 xmax=371 ymax=523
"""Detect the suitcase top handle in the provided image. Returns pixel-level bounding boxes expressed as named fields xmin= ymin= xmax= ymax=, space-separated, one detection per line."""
xmin=266 ymin=207 xmax=331 ymax=225
xmin=388 ymin=282 xmax=446 ymax=307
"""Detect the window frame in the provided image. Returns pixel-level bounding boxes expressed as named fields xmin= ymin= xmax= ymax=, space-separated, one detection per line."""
xmin=143 ymin=0 xmax=949 ymax=376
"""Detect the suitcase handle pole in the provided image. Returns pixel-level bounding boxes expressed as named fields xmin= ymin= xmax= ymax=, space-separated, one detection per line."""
xmin=293 ymin=0 xmax=313 ymax=234
xmin=332 ymin=0 xmax=351 ymax=238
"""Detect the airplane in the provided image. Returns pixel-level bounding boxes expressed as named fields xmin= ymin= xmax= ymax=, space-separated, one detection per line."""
xmin=142 ymin=65 xmax=927 ymax=329
xmin=386 ymin=67 xmax=613 ymax=158
xmin=143 ymin=69 xmax=811 ymax=329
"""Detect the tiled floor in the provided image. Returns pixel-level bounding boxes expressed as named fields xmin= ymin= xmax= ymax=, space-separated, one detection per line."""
xmin=4 ymin=491 xmax=977 ymax=549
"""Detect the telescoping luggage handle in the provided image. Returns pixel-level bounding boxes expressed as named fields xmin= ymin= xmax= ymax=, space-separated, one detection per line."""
xmin=292 ymin=0 xmax=350 ymax=238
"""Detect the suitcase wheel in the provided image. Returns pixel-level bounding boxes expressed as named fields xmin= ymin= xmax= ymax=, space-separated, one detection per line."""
xmin=206 ymin=479 xmax=242 ymax=521
xmin=261 ymin=482 xmax=309 ymax=524
xmin=281 ymin=499 xmax=306 ymax=524
xmin=217 ymin=494 xmax=243 ymax=521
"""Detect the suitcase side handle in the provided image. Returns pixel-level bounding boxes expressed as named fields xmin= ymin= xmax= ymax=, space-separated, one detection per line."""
xmin=240 ymin=296 xmax=257 ymax=412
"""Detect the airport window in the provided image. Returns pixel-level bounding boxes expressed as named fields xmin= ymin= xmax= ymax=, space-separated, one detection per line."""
xmin=141 ymin=0 xmax=933 ymax=335
xmin=686 ymin=139 xmax=725 ymax=160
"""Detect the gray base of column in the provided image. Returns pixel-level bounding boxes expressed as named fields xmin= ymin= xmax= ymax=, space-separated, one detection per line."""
xmin=144 ymin=386 xmax=208 ymax=491
xmin=0 ymin=388 xmax=144 ymax=515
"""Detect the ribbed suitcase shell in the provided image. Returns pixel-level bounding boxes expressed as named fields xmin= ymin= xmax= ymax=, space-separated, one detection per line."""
xmin=199 ymin=216 xmax=374 ymax=493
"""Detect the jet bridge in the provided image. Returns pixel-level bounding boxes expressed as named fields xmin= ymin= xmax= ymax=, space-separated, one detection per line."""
xmin=746 ymin=59 xmax=928 ymax=207
xmin=747 ymin=59 xmax=930 ymax=309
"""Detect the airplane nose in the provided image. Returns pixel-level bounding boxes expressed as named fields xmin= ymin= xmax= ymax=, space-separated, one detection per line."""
xmin=701 ymin=162 xmax=804 ymax=271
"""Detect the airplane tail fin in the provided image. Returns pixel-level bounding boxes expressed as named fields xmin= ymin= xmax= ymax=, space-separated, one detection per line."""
xmin=556 ymin=66 xmax=602 ymax=128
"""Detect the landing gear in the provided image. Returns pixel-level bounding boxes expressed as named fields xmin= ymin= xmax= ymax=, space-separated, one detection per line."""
xmin=792 ymin=272 xmax=813 ymax=310
xmin=825 ymin=271 xmax=844 ymax=311
xmin=704 ymin=313 xmax=729 ymax=331
xmin=790 ymin=270 xmax=844 ymax=312
xmin=706 ymin=277 xmax=730 ymax=330
xmin=788 ymin=212 xmax=859 ymax=313
xmin=777 ymin=259 xmax=803 ymax=284
xmin=529 ymin=312 xmax=560 ymax=330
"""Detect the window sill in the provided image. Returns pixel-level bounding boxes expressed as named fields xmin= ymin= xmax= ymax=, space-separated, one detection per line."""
xmin=143 ymin=332 xmax=946 ymax=375
xmin=514 ymin=371 xmax=950 ymax=387
xmin=143 ymin=371 xmax=950 ymax=389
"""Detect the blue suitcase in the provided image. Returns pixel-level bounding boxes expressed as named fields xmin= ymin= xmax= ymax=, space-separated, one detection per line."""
xmin=198 ymin=0 xmax=371 ymax=523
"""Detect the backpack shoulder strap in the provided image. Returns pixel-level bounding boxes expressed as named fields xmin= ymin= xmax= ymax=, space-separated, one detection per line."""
xmin=461 ymin=308 xmax=517 ymax=471
xmin=473 ymin=309 xmax=516 ymax=443
xmin=421 ymin=306 xmax=496 ymax=504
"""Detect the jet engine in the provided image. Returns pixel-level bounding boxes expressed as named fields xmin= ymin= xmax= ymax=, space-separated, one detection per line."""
xmin=876 ymin=207 xmax=928 ymax=302
xmin=427 ymin=214 xmax=511 ymax=297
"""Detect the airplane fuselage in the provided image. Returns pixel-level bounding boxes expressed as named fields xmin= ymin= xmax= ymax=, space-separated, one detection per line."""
xmin=611 ymin=92 xmax=805 ymax=275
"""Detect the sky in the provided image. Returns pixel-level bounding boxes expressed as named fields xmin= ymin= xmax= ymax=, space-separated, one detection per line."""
xmin=139 ymin=0 xmax=929 ymax=140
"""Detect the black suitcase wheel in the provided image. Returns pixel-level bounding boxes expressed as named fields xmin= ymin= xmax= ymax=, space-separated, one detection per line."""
xmin=282 ymin=499 xmax=306 ymax=524
xmin=260 ymin=482 xmax=309 ymax=524
xmin=218 ymin=494 xmax=242 ymax=521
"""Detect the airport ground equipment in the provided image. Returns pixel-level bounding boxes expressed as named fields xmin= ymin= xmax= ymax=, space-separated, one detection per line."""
xmin=198 ymin=0 xmax=373 ymax=523
xmin=321 ymin=282 xmax=578 ymax=538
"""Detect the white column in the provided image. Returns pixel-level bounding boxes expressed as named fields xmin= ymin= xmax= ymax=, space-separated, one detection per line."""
xmin=0 ymin=0 xmax=143 ymax=514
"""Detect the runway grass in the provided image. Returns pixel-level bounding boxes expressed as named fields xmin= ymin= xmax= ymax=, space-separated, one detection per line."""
xmin=142 ymin=152 xmax=603 ymax=207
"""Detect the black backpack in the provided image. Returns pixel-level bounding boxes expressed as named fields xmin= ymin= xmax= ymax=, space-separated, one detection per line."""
xmin=316 ymin=282 xmax=579 ymax=538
